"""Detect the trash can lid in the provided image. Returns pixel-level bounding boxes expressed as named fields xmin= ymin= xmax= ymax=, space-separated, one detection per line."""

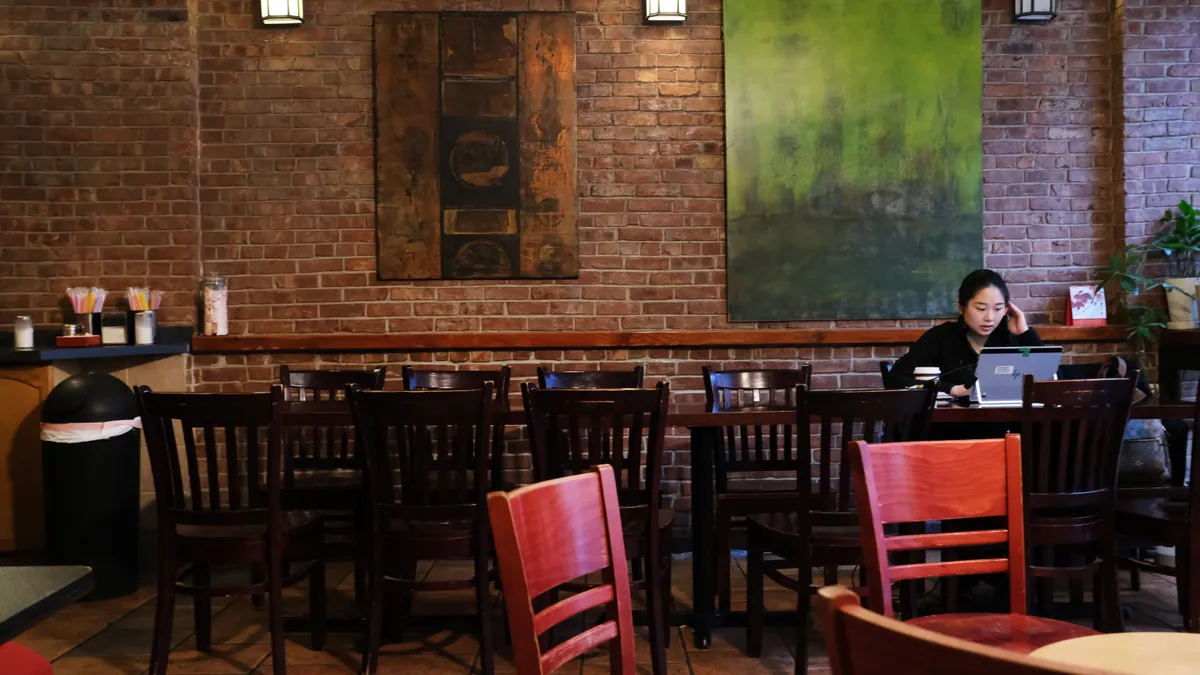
xmin=43 ymin=372 xmax=138 ymax=424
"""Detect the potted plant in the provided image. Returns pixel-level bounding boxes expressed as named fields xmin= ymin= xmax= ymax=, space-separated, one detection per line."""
xmin=1148 ymin=199 xmax=1200 ymax=329
xmin=1096 ymin=245 xmax=1168 ymax=366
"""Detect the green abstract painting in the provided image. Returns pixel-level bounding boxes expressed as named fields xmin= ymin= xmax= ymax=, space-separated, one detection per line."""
xmin=724 ymin=0 xmax=983 ymax=321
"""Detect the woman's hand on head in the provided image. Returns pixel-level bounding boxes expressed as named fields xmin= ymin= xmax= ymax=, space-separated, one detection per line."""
xmin=1006 ymin=302 xmax=1028 ymax=335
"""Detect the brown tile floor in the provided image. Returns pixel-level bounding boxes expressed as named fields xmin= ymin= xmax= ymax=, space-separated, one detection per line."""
xmin=12 ymin=558 xmax=1188 ymax=675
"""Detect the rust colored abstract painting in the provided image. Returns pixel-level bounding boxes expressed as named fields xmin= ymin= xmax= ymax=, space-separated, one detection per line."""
xmin=374 ymin=12 xmax=578 ymax=280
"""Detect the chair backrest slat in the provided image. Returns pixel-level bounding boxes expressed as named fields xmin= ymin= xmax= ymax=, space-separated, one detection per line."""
xmin=1020 ymin=376 xmax=1136 ymax=511
xmin=523 ymin=384 xmax=670 ymax=511
xmin=351 ymin=386 xmax=495 ymax=513
xmin=802 ymin=387 xmax=936 ymax=518
xmin=278 ymin=366 xmax=385 ymax=474
xmin=703 ymin=367 xmax=812 ymax=492
xmin=538 ymin=366 xmax=644 ymax=389
xmin=137 ymin=388 xmax=280 ymax=531
xmin=851 ymin=435 xmax=1026 ymax=618
xmin=488 ymin=466 xmax=636 ymax=675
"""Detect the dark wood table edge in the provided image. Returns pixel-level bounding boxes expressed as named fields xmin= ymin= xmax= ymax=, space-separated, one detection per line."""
xmin=0 ymin=566 xmax=94 ymax=644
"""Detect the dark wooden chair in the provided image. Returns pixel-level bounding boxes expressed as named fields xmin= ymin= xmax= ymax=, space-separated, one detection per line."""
xmin=401 ymin=365 xmax=512 ymax=488
xmin=1117 ymin=393 xmax=1200 ymax=631
xmin=488 ymin=466 xmax=637 ymax=675
xmin=850 ymin=435 xmax=1097 ymax=657
xmin=700 ymin=366 xmax=812 ymax=614
xmin=349 ymin=385 xmax=499 ymax=675
xmin=277 ymin=366 xmax=386 ymax=610
xmin=537 ymin=365 xmax=644 ymax=389
xmin=818 ymin=586 xmax=1104 ymax=675
xmin=1020 ymin=374 xmax=1136 ymax=632
xmin=137 ymin=387 xmax=326 ymax=675
xmin=521 ymin=383 xmax=672 ymax=675
xmin=744 ymin=386 xmax=936 ymax=674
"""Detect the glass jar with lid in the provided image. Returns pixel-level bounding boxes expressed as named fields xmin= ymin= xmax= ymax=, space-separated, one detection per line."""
xmin=200 ymin=273 xmax=228 ymax=336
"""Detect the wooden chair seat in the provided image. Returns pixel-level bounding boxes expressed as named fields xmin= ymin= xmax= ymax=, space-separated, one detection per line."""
xmin=905 ymin=613 xmax=1098 ymax=655
xmin=621 ymin=507 xmax=674 ymax=559
xmin=749 ymin=512 xmax=862 ymax=547
xmin=621 ymin=506 xmax=675 ymax=536
xmin=289 ymin=470 xmax=360 ymax=489
xmin=385 ymin=517 xmax=476 ymax=537
xmin=1118 ymin=496 xmax=1188 ymax=524
xmin=176 ymin=510 xmax=322 ymax=540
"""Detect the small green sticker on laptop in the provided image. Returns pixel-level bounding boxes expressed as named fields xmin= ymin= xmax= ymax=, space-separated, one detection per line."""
xmin=1019 ymin=347 xmax=1032 ymax=357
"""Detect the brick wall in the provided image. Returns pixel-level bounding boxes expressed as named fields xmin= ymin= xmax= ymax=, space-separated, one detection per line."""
xmin=2 ymin=0 xmax=1191 ymax=528
xmin=3 ymin=0 xmax=1148 ymax=333
xmin=1115 ymin=0 xmax=1200 ymax=250
xmin=0 ymin=0 xmax=200 ymax=326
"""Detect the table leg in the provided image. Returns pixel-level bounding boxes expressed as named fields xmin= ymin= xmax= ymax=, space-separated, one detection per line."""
xmin=691 ymin=426 xmax=717 ymax=648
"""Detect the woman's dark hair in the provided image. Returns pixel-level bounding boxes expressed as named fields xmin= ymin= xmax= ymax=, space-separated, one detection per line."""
xmin=957 ymin=269 xmax=1009 ymax=307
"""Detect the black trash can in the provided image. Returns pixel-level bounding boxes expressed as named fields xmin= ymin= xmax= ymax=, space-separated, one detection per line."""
xmin=41 ymin=372 xmax=141 ymax=600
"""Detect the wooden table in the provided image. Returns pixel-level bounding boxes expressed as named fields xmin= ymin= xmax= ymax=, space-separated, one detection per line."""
xmin=494 ymin=398 xmax=1194 ymax=647
xmin=1031 ymin=632 xmax=1200 ymax=674
xmin=679 ymin=398 xmax=1194 ymax=648
xmin=0 ymin=566 xmax=93 ymax=644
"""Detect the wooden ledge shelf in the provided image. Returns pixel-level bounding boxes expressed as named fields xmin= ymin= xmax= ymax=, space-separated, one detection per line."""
xmin=191 ymin=326 xmax=1127 ymax=354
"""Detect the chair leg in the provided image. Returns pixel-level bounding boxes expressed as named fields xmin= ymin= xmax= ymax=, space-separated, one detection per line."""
xmin=310 ymin=559 xmax=327 ymax=651
xmin=1130 ymin=562 xmax=1142 ymax=592
xmin=1100 ymin=553 xmax=1123 ymax=633
xmin=746 ymin=530 xmax=764 ymax=658
xmin=361 ymin=542 xmax=385 ymax=675
xmin=716 ymin=509 xmax=732 ymax=614
xmin=193 ymin=564 xmax=212 ymax=652
xmin=645 ymin=542 xmax=668 ymax=675
xmin=251 ymin=562 xmax=265 ymax=608
xmin=1185 ymin=546 xmax=1200 ymax=633
xmin=475 ymin=554 xmax=495 ymax=675
xmin=268 ymin=556 xmax=287 ymax=675
xmin=661 ymin=542 xmax=674 ymax=647
xmin=149 ymin=557 xmax=177 ymax=675
xmin=796 ymin=577 xmax=811 ymax=675
xmin=354 ymin=511 xmax=368 ymax=615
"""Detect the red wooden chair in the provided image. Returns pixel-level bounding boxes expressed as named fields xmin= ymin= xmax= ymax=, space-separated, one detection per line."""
xmin=818 ymin=586 xmax=1110 ymax=675
xmin=850 ymin=435 xmax=1097 ymax=655
xmin=487 ymin=465 xmax=636 ymax=675
xmin=0 ymin=643 xmax=53 ymax=675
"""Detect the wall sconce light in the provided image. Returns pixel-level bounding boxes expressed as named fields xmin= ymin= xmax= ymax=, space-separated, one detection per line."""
xmin=645 ymin=0 xmax=686 ymax=24
xmin=1014 ymin=0 xmax=1057 ymax=22
xmin=261 ymin=0 xmax=303 ymax=26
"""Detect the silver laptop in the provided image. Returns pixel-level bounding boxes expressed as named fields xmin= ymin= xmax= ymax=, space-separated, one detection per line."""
xmin=970 ymin=346 xmax=1063 ymax=407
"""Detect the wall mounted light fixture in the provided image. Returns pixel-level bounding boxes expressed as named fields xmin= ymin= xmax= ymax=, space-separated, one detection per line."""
xmin=1014 ymin=0 xmax=1057 ymax=22
xmin=645 ymin=0 xmax=686 ymax=24
xmin=261 ymin=0 xmax=303 ymax=26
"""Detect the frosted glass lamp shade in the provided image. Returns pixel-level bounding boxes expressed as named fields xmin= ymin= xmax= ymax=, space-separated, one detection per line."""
xmin=1015 ymin=0 xmax=1057 ymax=21
xmin=261 ymin=0 xmax=303 ymax=26
xmin=645 ymin=0 xmax=686 ymax=23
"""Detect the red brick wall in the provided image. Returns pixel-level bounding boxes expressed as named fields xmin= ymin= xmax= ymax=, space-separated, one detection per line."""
xmin=4 ymin=0 xmax=1164 ymax=531
xmin=0 ymin=0 xmax=200 ymax=327
xmin=1 ymin=0 xmax=1140 ymax=332
xmin=1115 ymin=0 xmax=1200 ymax=250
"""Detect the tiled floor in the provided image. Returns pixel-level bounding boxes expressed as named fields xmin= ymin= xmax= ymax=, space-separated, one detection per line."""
xmin=12 ymin=558 xmax=1189 ymax=675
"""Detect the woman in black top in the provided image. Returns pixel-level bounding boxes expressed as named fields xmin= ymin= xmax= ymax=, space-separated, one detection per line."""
xmin=891 ymin=269 xmax=1043 ymax=396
